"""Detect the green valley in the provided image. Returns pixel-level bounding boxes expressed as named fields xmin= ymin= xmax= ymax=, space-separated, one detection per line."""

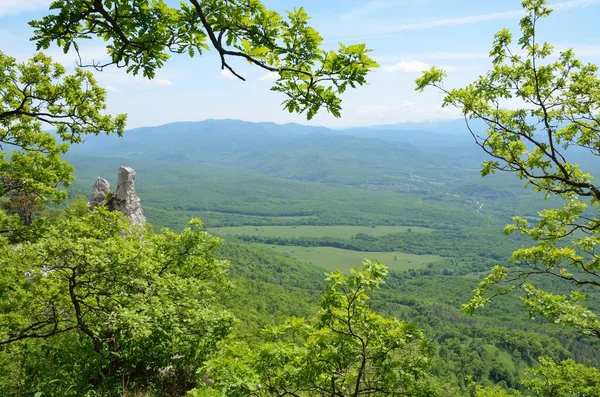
xmin=209 ymin=225 xmax=434 ymax=238
xmin=2 ymin=0 xmax=600 ymax=395
xmin=62 ymin=118 xmax=600 ymax=391
xmin=257 ymin=245 xmax=442 ymax=272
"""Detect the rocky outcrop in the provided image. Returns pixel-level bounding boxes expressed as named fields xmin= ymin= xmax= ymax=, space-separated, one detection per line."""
xmin=88 ymin=166 xmax=146 ymax=227
xmin=112 ymin=166 xmax=146 ymax=227
xmin=89 ymin=177 xmax=111 ymax=209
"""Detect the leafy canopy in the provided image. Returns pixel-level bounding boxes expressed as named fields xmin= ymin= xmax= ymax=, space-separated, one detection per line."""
xmin=0 ymin=204 xmax=233 ymax=395
xmin=416 ymin=1 xmax=600 ymax=394
xmin=0 ymin=51 xmax=125 ymax=210
xmin=416 ymin=0 xmax=600 ymax=340
xmin=31 ymin=0 xmax=378 ymax=119
xmin=192 ymin=260 xmax=437 ymax=397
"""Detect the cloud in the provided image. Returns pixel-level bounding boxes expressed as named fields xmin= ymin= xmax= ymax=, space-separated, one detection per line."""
xmin=340 ymin=0 xmax=400 ymax=21
xmin=351 ymin=102 xmax=461 ymax=121
xmin=374 ymin=52 xmax=490 ymax=66
xmin=0 ymin=0 xmax=51 ymax=16
xmin=220 ymin=69 xmax=247 ymax=80
xmin=47 ymin=45 xmax=112 ymax=66
xmin=154 ymin=78 xmax=173 ymax=86
xmin=259 ymin=71 xmax=279 ymax=81
xmin=383 ymin=61 xmax=431 ymax=74
xmin=568 ymin=45 xmax=600 ymax=57
xmin=394 ymin=10 xmax=521 ymax=31
xmin=93 ymin=68 xmax=174 ymax=89
xmin=414 ymin=52 xmax=488 ymax=60
xmin=332 ymin=0 xmax=599 ymax=41
xmin=378 ymin=44 xmax=600 ymax=70
xmin=552 ymin=0 xmax=599 ymax=10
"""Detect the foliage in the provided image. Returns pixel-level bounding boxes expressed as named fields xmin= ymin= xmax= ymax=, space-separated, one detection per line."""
xmin=31 ymin=0 xmax=377 ymax=119
xmin=418 ymin=0 xmax=600 ymax=339
xmin=0 ymin=51 xmax=125 ymax=214
xmin=473 ymin=357 xmax=600 ymax=396
xmin=191 ymin=261 xmax=438 ymax=396
xmin=0 ymin=205 xmax=233 ymax=395
xmin=68 ymin=154 xmax=504 ymax=231
xmin=227 ymin=226 xmax=524 ymax=261
xmin=215 ymin=241 xmax=324 ymax=338
xmin=417 ymin=0 xmax=600 ymax=392
xmin=65 ymin=117 xmax=600 ymax=388
xmin=2 ymin=0 xmax=597 ymax=393
xmin=522 ymin=357 xmax=600 ymax=396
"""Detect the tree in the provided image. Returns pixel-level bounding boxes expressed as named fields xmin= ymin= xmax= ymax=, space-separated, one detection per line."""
xmin=521 ymin=358 xmax=600 ymax=397
xmin=0 ymin=2 xmax=380 ymax=394
xmin=471 ymin=357 xmax=600 ymax=397
xmin=416 ymin=0 xmax=600 ymax=340
xmin=0 ymin=51 xmax=126 ymax=222
xmin=0 ymin=203 xmax=233 ymax=395
xmin=31 ymin=0 xmax=378 ymax=119
xmin=0 ymin=188 xmax=43 ymax=226
xmin=191 ymin=260 xmax=438 ymax=397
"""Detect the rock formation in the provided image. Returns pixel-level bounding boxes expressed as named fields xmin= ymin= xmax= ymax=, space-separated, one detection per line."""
xmin=89 ymin=177 xmax=111 ymax=209
xmin=112 ymin=166 xmax=146 ymax=227
xmin=88 ymin=166 xmax=146 ymax=227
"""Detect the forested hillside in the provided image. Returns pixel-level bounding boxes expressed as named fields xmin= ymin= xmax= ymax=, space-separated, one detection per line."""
xmin=65 ymin=116 xmax=600 ymax=393
xmin=1 ymin=0 xmax=600 ymax=396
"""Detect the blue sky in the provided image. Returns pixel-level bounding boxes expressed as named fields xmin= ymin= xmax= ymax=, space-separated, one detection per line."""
xmin=1 ymin=0 xmax=600 ymax=128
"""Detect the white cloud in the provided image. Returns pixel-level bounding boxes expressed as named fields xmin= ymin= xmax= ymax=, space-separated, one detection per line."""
xmin=351 ymin=9 xmax=521 ymax=40
xmin=340 ymin=0 xmax=400 ymax=21
xmin=376 ymin=44 xmax=600 ymax=70
xmin=259 ymin=71 xmax=279 ymax=81
xmin=414 ymin=52 xmax=487 ymax=60
xmin=47 ymin=45 xmax=111 ymax=66
xmin=219 ymin=69 xmax=247 ymax=80
xmin=411 ymin=52 xmax=488 ymax=60
xmin=568 ymin=45 xmax=600 ymax=57
xmin=374 ymin=52 xmax=489 ymax=66
xmin=350 ymin=102 xmax=461 ymax=122
xmin=220 ymin=70 xmax=235 ymax=79
xmin=397 ymin=10 xmax=520 ymax=31
xmin=93 ymin=68 xmax=174 ymax=89
xmin=552 ymin=0 xmax=599 ymax=10
xmin=332 ymin=0 xmax=600 ymax=41
xmin=383 ymin=61 xmax=430 ymax=74
xmin=154 ymin=78 xmax=173 ymax=86
xmin=0 ymin=0 xmax=51 ymax=16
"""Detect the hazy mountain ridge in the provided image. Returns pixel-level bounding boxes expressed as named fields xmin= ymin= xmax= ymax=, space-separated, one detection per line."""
xmin=67 ymin=118 xmax=553 ymax=229
xmin=72 ymin=118 xmax=485 ymax=186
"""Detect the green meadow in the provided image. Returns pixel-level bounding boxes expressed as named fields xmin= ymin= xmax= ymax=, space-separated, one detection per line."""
xmin=209 ymin=225 xmax=433 ymax=238
xmin=259 ymin=245 xmax=442 ymax=273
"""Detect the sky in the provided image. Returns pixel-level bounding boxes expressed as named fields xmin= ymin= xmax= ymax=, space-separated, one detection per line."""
xmin=1 ymin=0 xmax=600 ymax=129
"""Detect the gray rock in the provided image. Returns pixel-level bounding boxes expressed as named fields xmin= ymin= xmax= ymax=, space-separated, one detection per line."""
xmin=112 ymin=166 xmax=146 ymax=227
xmin=89 ymin=177 xmax=111 ymax=209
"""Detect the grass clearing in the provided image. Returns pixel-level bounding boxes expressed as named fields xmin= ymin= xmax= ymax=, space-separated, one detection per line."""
xmin=256 ymin=244 xmax=442 ymax=273
xmin=209 ymin=225 xmax=433 ymax=239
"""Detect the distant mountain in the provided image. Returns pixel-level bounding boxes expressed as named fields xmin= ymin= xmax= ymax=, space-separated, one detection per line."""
xmin=337 ymin=119 xmax=492 ymax=146
xmin=74 ymin=118 xmax=483 ymax=156
xmin=338 ymin=128 xmax=474 ymax=146
xmin=67 ymin=118 xmax=559 ymax=229
xmin=70 ymin=118 xmax=485 ymax=189
xmin=73 ymin=119 xmax=336 ymax=157
xmin=345 ymin=119 xmax=487 ymax=134
xmin=73 ymin=117 xmax=600 ymax=200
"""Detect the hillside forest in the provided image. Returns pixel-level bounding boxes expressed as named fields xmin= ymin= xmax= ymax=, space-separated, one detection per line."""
xmin=1 ymin=0 xmax=600 ymax=396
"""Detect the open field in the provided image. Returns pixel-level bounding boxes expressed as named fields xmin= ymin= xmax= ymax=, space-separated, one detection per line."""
xmin=209 ymin=225 xmax=433 ymax=238
xmin=257 ymin=244 xmax=442 ymax=273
